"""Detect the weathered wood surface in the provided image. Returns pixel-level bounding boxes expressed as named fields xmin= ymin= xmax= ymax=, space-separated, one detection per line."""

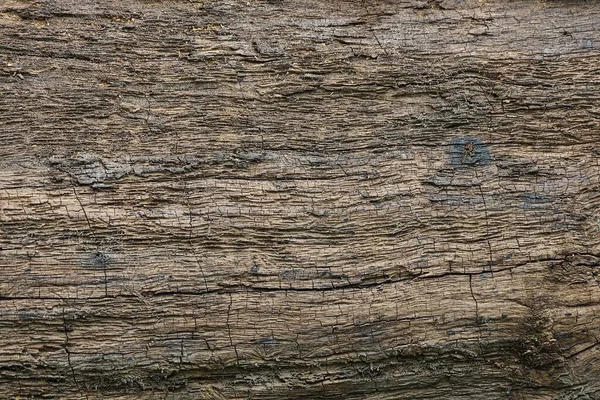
xmin=1 ymin=0 xmax=600 ymax=398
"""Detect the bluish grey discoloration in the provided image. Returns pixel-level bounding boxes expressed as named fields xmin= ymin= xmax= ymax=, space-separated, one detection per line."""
xmin=81 ymin=251 xmax=110 ymax=269
xmin=254 ymin=337 xmax=280 ymax=346
xmin=18 ymin=311 xmax=42 ymax=320
xmin=449 ymin=137 xmax=491 ymax=168
xmin=249 ymin=263 xmax=260 ymax=275
xmin=520 ymin=193 xmax=552 ymax=209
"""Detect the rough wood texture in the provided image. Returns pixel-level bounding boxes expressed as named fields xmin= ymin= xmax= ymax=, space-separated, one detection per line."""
xmin=1 ymin=0 xmax=600 ymax=398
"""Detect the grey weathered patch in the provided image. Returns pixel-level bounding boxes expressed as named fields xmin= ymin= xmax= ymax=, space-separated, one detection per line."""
xmin=519 ymin=193 xmax=553 ymax=209
xmin=47 ymin=154 xmax=204 ymax=186
xmin=449 ymin=136 xmax=491 ymax=168
xmin=254 ymin=337 xmax=280 ymax=346
xmin=81 ymin=251 xmax=110 ymax=269
xmin=249 ymin=263 xmax=260 ymax=275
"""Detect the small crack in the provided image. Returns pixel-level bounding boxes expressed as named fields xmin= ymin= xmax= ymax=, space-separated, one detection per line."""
xmin=468 ymin=275 xmax=484 ymax=356
xmin=226 ymin=293 xmax=239 ymax=366
xmin=72 ymin=187 xmax=107 ymax=297
xmin=478 ymin=186 xmax=494 ymax=277
xmin=72 ymin=186 xmax=93 ymax=234
xmin=566 ymin=341 xmax=600 ymax=360
xmin=186 ymin=188 xmax=209 ymax=292
xmin=179 ymin=338 xmax=184 ymax=370
xmin=62 ymin=307 xmax=83 ymax=396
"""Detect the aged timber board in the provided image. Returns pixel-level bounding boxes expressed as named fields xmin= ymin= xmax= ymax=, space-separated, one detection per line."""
xmin=1 ymin=0 xmax=600 ymax=398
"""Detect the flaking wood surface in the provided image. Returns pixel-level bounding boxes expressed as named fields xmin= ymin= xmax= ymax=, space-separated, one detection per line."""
xmin=1 ymin=0 xmax=600 ymax=398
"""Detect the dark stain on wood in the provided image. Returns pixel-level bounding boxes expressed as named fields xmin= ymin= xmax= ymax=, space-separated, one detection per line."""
xmin=449 ymin=136 xmax=491 ymax=168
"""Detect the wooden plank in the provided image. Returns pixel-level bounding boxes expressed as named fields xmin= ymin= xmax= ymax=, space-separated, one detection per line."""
xmin=1 ymin=0 xmax=600 ymax=398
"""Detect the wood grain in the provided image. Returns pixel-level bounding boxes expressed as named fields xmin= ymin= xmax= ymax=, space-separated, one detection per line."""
xmin=1 ymin=0 xmax=600 ymax=398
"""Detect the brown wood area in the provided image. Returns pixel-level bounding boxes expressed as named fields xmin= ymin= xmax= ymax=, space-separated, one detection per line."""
xmin=1 ymin=0 xmax=600 ymax=398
